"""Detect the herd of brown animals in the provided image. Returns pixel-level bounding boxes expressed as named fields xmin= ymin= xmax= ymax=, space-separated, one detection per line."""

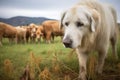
xmin=0 ymin=20 xmax=64 ymax=46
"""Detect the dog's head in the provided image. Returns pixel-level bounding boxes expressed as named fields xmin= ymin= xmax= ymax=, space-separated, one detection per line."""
xmin=60 ymin=5 xmax=100 ymax=48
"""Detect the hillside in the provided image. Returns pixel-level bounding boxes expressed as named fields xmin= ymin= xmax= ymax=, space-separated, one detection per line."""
xmin=0 ymin=16 xmax=54 ymax=26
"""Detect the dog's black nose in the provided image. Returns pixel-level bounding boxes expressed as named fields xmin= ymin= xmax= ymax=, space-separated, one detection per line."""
xmin=63 ymin=38 xmax=72 ymax=48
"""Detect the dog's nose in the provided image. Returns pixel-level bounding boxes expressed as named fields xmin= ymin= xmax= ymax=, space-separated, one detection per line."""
xmin=63 ymin=38 xmax=72 ymax=48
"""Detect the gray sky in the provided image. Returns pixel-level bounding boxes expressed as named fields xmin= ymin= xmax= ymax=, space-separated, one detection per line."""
xmin=0 ymin=0 xmax=120 ymax=22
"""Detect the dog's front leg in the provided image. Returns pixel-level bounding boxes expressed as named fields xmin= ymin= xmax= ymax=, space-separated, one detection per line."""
xmin=76 ymin=49 xmax=88 ymax=80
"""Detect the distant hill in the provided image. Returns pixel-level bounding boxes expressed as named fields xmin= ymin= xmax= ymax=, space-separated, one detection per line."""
xmin=0 ymin=16 xmax=54 ymax=26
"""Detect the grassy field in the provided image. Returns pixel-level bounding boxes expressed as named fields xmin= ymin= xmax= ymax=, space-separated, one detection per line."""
xmin=0 ymin=36 xmax=120 ymax=80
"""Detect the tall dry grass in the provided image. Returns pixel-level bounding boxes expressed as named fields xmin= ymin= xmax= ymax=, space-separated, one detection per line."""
xmin=87 ymin=54 xmax=97 ymax=80
xmin=19 ymin=50 xmax=79 ymax=80
xmin=4 ymin=59 xmax=14 ymax=78
xmin=64 ymin=75 xmax=71 ymax=80
xmin=39 ymin=67 xmax=51 ymax=80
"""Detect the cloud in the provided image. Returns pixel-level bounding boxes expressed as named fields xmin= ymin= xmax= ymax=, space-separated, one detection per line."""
xmin=0 ymin=0 xmax=120 ymax=22
xmin=0 ymin=7 xmax=63 ymax=19
xmin=0 ymin=0 xmax=79 ymax=10
xmin=0 ymin=0 xmax=79 ymax=19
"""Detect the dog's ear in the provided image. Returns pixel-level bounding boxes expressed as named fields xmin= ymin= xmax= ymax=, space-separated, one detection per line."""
xmin=90 ymin=9 xmax=100 ymax=32
xmin=90 ymin=16 xmax=96 ymax=32
xmin=60 ymin=11 xmax=66 ymax=29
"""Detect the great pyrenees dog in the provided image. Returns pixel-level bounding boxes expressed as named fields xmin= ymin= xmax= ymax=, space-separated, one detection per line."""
xmin=60 ymin=0 xmax=118 ymax=80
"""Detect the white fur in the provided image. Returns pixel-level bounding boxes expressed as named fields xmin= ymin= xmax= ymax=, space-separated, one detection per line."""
xmin=61 ymin=0 xmax=118 ymax=80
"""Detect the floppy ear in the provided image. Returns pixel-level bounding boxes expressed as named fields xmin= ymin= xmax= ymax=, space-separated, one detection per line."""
xmin=60 ymin=11 xmax=66 ymax=29
xmin=90 ymin=9 xmax=100 ymax=32
xmin=90 ymin=16 xmax=96 ymax=32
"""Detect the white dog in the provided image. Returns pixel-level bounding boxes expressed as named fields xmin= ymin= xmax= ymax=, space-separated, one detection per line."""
xmin=60 ymin=0 xmax=118 ymax=80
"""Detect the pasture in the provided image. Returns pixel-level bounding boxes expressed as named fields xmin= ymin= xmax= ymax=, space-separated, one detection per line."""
xmin=0 ymin=36 xmax=120 ymax=80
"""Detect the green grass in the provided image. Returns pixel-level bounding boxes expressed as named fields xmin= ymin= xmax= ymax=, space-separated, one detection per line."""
xmin=0 ymin=37 xmax=77 ymax=80
xmin=0 ymin=36 xmax=120 ymax=80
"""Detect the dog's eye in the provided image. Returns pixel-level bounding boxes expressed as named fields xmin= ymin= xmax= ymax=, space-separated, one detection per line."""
xmin=76 ymin=22 xmax=84 ymax=27
xmin=65 ymin=22 xmax=69 ymax=26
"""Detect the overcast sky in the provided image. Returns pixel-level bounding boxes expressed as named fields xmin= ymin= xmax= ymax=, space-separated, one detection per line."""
xmin=0 ymin=0 xmax=120 ymax=22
